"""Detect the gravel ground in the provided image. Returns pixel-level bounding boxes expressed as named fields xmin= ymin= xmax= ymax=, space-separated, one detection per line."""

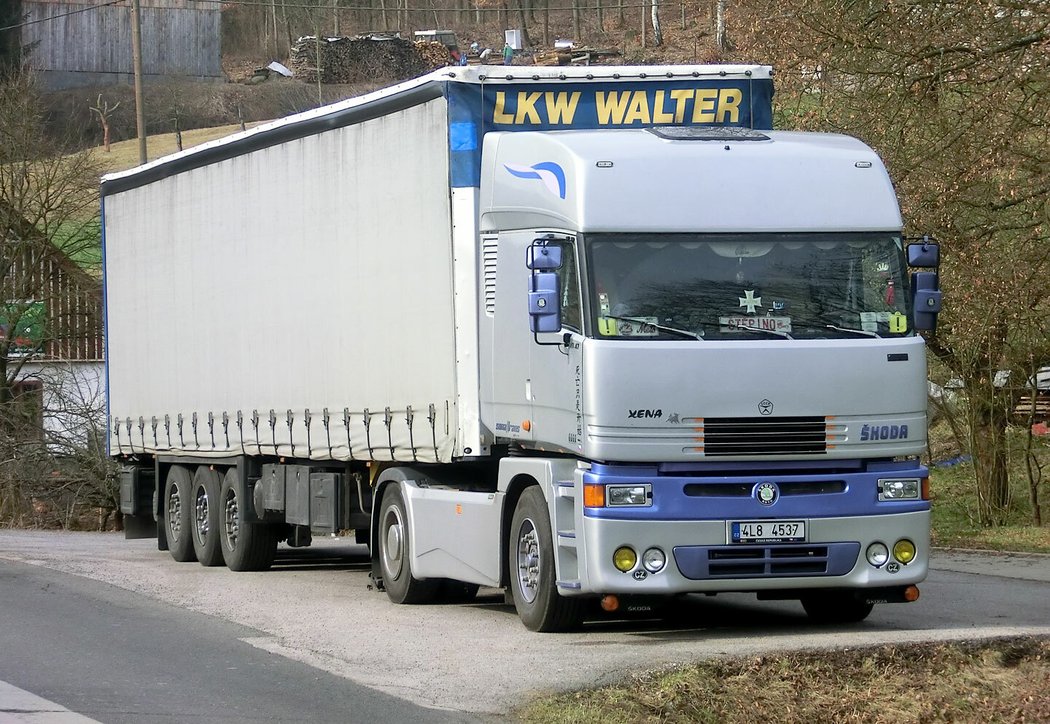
xmin=1 ymin=530 xmax=1048 ymax=715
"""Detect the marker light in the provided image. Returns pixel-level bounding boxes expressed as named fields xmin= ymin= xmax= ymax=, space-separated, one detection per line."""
xmin=583 ymin=484 xmax=605 ymax=508
xmin=642 ymin=547 xmax=666 ymax=573
xmin=607 ymin=484 xmax=652 ymax=507
xmin=613 ymin=546 xmax=637 ymax=572
xmin=878 ymin=478 xmax=921 ymax=501
xmin=893 ymin=539 xmax=917 ymax=564
xmin=866 ymin=542 xmax=889 ymax=567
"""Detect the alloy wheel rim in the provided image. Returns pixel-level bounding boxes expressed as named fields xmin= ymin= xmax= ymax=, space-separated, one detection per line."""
xmin=516 ymin=518 xmax=540 ymax=604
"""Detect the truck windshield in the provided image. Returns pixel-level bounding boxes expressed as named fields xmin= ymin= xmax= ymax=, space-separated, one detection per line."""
xmin=585 ymin=233 xmax=911 ymax=341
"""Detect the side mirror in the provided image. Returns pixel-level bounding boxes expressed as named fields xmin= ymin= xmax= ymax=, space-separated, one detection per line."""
xmin=527 ymin=243 xmax=563 ymax=271
xmin=912 ymin=271 xmax=942 ymax=331
xmin=529 ymin=272 xmax=561 ymax=333
xmin=907 ymin=239 xmax=939 ymax=268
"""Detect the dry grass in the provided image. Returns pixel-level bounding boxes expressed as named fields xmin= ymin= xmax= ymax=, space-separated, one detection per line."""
xmin=92 ymin=122 xmax=264 ymax=176
xmin=519 ymin=637 xmax=1050 ymax=723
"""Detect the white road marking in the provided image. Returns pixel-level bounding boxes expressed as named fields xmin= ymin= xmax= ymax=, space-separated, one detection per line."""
xmin=0 ymin=680 xmax=100 ymax=723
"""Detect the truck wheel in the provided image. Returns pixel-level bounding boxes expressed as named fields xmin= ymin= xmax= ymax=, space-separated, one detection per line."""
xmin=801 ymin=593 xmax=874 ymax=624
xmin=218 ymin=468 xmax=277 ymax=572
xmin=377 ymin=485 xmax=439 ymax=604
xmin=164 ymin=466 xmax=197 ymax=562
xmin=508 ymin=486 xmax=583 ymax=632
xmin=190 ymin=466 xmax=224 ymax=567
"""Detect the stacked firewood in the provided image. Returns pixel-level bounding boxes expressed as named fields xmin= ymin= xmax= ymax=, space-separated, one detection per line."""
xmin=290 ymin=35 xmax=429 ymax=84
xmin=414 ymin=40 xmax=454 ymax=70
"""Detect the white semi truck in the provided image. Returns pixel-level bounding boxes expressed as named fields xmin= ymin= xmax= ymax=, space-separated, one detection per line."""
xmin=105 ymin=65 xmax=942 ymax=631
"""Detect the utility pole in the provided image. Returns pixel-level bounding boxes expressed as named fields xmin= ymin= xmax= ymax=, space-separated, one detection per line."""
xmin=131 ymin=0 xmax=147 ymax=164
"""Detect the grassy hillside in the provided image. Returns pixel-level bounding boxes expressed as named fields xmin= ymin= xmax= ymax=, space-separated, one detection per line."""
xmin=94 ymin=122 xmax=263 ymax=176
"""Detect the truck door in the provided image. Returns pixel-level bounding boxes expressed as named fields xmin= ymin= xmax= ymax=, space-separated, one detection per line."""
xmin=486 ymin=231 xmax=583 ymax=453
xmin=528 ymin=237 xmax=585 ymax=455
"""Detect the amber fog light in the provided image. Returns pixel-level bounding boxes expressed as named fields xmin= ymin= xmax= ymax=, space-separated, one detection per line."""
xmin=613 ymin=546 xmax=637 ymax=572
xmin=893 ymin=539 xmax=916 ymax=564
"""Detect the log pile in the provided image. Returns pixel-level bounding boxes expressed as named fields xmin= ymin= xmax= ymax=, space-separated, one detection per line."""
xmin=414 ymin=40 xmax=454 ymax=70
xmin=290 ymin=35 xmax=429 ymax=84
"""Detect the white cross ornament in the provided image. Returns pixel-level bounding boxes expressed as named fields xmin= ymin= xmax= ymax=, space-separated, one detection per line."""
xmin=738 ymin=289 xmax=763 ymax=314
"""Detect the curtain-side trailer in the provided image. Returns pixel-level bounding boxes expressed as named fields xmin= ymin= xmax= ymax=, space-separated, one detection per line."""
xmin=106 ymin=65 xmax=942 ymax=631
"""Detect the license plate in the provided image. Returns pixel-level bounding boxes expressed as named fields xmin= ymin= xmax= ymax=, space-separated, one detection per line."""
xmin=730 ymin=520 xmax=806 ymax=544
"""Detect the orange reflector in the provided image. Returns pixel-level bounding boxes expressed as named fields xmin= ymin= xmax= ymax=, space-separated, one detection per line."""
xmin=601 ymin=594 xmax=619 ymax=612
xmin=522 ymin=420 xmax=532 ymax=432
xmin=921 ymin=477 xmax=930 ymax=500
xmin=583 ymin=483 xmax=605 ymax=508
xmin=904 ymin=585 xmax=920 ymax=602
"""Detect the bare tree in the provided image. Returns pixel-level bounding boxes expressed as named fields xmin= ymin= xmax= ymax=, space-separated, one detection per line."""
xmin=87 ymin=94 xmax=120 ymax=153
xmin=651 ymin=0 xmax=663 ymax=46
xmin=0 ymin=71 xmax=114 ymax=528
xmin=737 ymin=0 xmax=1050 ymax=526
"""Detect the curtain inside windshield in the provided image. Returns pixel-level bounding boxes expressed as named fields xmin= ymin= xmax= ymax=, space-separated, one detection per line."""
xmin=587 ymin=234 xmax=910 ymax=340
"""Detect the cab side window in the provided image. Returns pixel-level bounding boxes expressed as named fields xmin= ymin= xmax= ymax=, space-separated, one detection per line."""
xmin=558 ymin=242 xmax=582 ymax=332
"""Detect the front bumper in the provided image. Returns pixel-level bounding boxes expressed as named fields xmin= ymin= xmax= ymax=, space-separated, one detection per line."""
xmin=569 ymin=509 xmax=929 ymax=595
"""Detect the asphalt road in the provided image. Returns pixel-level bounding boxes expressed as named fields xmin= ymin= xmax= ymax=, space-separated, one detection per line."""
xmin=1 ymin=530 xmax=1048 ymax=720
xmin=0 ymin=559 xmax=478 ymax=724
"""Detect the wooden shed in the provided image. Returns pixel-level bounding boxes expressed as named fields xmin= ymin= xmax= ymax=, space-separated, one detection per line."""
xmin=18 ymin=0 xmax=223 ymax=89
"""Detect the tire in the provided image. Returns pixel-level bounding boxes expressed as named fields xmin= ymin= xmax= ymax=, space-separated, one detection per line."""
xmin=801 ymin=593 xmax=874 ymax=624
xmin=190 ymin=466 xmax=224 ymax=567
xmin=163 ymin=466 xmax=197 ymax=562
xmin=218 ymin=468 xmax=278 ymax=572
xmin=508 ymin=486 xmax=584 ymax=632
xmin=377 ymin=484 xmax=440 ymax=604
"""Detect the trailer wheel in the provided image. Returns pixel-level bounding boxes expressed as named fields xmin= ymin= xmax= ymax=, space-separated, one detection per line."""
xmin=377 ymin=485 xmax=439 ymax=604
xmin=190 ymin=466 xmax=224 ymax=567
xmin=218 ymin=468 xmax=277 ymax=572
xmin=508 ymin=486 xmax=583 ymax=632
xmin=164 ymin=466 xmax=197 ymax=563
xmin=801 ymin=593 xmax=874 ymax=624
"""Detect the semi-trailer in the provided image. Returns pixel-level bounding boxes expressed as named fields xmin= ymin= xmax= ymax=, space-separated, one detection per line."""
xmin=106 ymin=64 xmax=942 ymax=631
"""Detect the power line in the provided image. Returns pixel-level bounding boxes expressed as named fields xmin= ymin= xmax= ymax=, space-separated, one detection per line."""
xmin=2 ymin=0 xmax=671 ymax=34
xmin=0 ymin=1 xmax=124 ymax=33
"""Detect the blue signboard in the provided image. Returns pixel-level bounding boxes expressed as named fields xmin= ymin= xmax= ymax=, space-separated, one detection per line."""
xmin=445 ymin=77 xmax=774 ymax=186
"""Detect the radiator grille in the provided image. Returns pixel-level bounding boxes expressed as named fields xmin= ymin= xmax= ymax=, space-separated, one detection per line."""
xmin=703 ymin=416 xmax=827 ymax=456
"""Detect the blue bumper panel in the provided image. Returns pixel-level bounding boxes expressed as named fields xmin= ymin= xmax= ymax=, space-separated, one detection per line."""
xmin=583 ymin=461 xmax=929 ymax=520
xmin=674 ymin=542 xmax=861 ymax=580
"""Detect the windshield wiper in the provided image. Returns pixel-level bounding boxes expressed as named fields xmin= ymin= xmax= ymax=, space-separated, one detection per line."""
xmin=603 ymin=316 xmax=705 ymax=341
xmin=726 ymin=324 xmax=794 ymax=340
xmin=824 ymin=324 xmax=882 ymax=339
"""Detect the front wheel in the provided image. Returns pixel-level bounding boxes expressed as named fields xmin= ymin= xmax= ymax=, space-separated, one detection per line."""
xmin=377 ymin=485 xmax=440 ymax=604
xmin=218 ymin=468 xmax=278 ymax=571
xmin=801 ymin=593 xmax=874 ymax=624
xmin=508 ymin=486 xmax=583 ymax=632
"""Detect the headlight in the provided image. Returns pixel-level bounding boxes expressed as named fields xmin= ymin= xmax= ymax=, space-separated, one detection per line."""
xmin=893 ymin=539 xmax=916 ymax=564
xmin=878 ymin=478 xmax=921 ymax=501
xmin=866 ymin=542 xmax=889 ymax=567
xmin=613 ymin=546 xmax=637 ymax=572
xmin=642 ymin=547 xmax=666 ymax=573
xmin=607 ymin=484 xmax=652 ymax=507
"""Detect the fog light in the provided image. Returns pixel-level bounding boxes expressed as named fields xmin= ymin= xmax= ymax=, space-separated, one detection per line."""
xmin=893 ymin=539 xmax=916 ymax=564
xmin=642 ymin=547 xmax=666 ymax=573
xmin=866 ymin=542 xmax=889 ymax=567
xmin=613 ymin=546 xmax=637 ymax=572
